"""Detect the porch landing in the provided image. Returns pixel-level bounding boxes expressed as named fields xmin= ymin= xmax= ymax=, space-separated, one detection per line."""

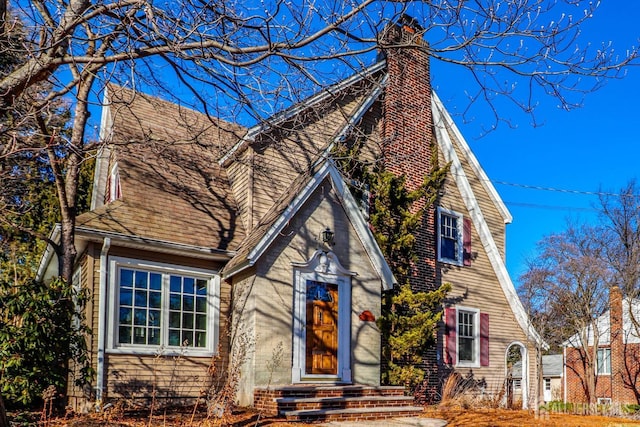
xmin=254 ymin=384 xmax=424 ymax=422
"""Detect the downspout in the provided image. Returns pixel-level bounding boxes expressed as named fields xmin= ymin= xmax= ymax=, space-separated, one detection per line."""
xmin=96 ymin=237 xmax=111 ymax=406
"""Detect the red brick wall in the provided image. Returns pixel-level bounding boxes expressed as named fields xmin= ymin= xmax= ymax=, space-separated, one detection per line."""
xmin=565 ymin=287 xmax=640 ymax=405
xmin=565 ymin=344 xmax=640 ymax=404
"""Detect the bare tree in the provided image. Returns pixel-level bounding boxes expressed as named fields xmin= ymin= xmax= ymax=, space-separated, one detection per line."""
xmin=1 ymin=0 xmax=637 ymax=287
xmin=599 ymin=181 xmax=640 ymax=298
xmin=597 ymin=181 xmax=640 ymax=403
xmin=519 ymin=223 xmax=612 ymax=406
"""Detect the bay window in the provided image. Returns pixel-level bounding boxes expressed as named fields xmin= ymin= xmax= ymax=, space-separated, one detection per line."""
xmin=108 ymin=257 xmax=218 ymax=356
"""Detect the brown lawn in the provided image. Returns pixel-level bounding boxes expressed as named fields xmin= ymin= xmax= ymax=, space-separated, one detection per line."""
xmin=23 ymin=406 xmax=640 ymax=426
xmin=426 ymin=407 xmax=640 ymax=427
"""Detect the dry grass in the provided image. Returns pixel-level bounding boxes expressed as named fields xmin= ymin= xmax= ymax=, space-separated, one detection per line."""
xmin=18 ymin=406 xmax=640 ymax=427
xmin=425 ymin=406 xmax=640 ymax=426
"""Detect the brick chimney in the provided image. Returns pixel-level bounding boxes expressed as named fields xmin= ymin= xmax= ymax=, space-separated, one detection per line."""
xmin=609 ymin=285 xmax=624 ymax=400
xmin=380 ymin=16 xmax=433 ymax=195
xmin=380 ymin=17 xmax=437 ymax=294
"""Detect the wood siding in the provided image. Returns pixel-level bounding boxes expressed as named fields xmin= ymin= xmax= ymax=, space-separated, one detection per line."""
xmin=438 ymin=146 xmax=538 ymax=400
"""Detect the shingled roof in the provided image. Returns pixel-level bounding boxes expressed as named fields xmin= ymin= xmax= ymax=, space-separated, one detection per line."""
xmin=76 ymin=86 xmax=247 ymax=252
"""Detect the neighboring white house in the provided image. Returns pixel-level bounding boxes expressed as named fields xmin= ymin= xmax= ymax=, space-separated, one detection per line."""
xmin=513 ymin=354 xmax=563 ymax=403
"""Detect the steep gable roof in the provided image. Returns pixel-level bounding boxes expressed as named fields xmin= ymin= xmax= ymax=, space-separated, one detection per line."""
xmin=223 ymin=158 xmax=396 ymax=290
xmin=432 ymin=92 xmax=545 ymax=348
xmin=219 ymin=61 xmax=387 ymax=167
xmin=78 ymin=86 xmax=247 ymax=253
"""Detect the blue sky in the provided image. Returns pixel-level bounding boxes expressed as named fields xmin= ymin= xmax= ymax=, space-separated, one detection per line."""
xmin=430 ymin=2 xmax=640 ymax=283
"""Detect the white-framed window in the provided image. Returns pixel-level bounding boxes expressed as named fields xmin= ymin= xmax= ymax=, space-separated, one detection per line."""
xmin=597 ymin=348 xmax=611 ymax=375
xmin=437 ymin=207 xmax=463 ymax=265
xmin=513 ymin=379 xmax=522 ymax=390
xmin=457 ymin=308 xmax=478 ymax=366
xmin=544 ymin=378 xmax=551 ymax=391
xmin=107 ymin=257 xmax=219 ymax=356
xmin=444 ymin=306 xmax=489 ymax=368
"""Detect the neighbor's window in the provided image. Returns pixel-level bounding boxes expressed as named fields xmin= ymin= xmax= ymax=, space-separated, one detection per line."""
xmin=458 ymin=310 xmax=476 ymax=364
xmin=110 ymin=259 xmax=217 ymax=355
xmin=513 ymin=379 xmax=522 ymax=390
xmin=597 ymin=348 xmax=611 ymax=375
xmin=544 ymin=378 xmax=551 ymax=391
xmin=438 ymin=208 xmax=463 ymax=265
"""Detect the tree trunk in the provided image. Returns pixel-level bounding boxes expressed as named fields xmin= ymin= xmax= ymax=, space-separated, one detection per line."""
xmin=0 ymin=394 xmax=8 ymax=427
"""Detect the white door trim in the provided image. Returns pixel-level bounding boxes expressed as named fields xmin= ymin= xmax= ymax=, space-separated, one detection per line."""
xmin=292 ymin=250 xmax=354 ymax=383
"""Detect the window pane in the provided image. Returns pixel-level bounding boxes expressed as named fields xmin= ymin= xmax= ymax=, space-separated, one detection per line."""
xmin=134 ymin=290 xmax=147 ymax=307
xmin=134 ymin=308 xmax=147 ymax=325
xmin=183 ymin=277 xmax=195 ymax=294
xmin=120 ymin=269 xmax=134 ymax=287
xmin=195 ymin=331 xmax=206 ymax=348
xmin=441 ymin=238 xmax=456 ymax=260
xmin=135 ymin=271 xmax=148 ymax=288
xmin=597 ymin=348 xmax=611 ymax=374
xmin=170 ymin=275 xmax=181 ymax=293
xmin=119 ymin=307 xmax=132 ymax=325
xmin=169 ymin=311 xmax=181 ymax=328
xmin=183 ymin=313 xmax=194 ymax=329
xmin=133 ymin=327 xmax=146 ymax=344
xmin=182 ymin=330 xmax=194 ymax=347
xmin=119 ymin=326 xmax=132 ymax=344
xmin=459 ymin=337 xmax=474 ymax=362
xmin=196 ymin=314 xmax=207 ymax=330
xmin=168 ymin=329 xmax=180 ymax=346
xmin=148 ymin=310 xmax=161 ymax=327
xmin=196 ymin=280 xmax=207 ymax=295
xmin=120 ymin=288 xmax=133 ymax=306
xmin=196 ymin=297 xmax=207 ymax=313
xmin=169 ymin=294 xmax=181 ymax=310
xmin=149 ymin=291 xmax=161 ymax=308
xmin=183 ymin=295 xmax=194 ymax=311
xmin=149 ymin=328 xmax=161 ymax=345
xmin=150 ymin=273 xmax=162 ymax=291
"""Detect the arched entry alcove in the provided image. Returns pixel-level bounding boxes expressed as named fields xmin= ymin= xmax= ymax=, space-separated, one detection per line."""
xmin=505 ymin=341 xmax=529 ymax=409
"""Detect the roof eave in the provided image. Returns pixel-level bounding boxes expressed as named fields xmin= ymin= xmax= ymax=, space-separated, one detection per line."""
xmin=75 ymin=226 xmax=235 ymax=261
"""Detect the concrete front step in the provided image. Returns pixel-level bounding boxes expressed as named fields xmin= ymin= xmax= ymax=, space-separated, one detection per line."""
xmin=283 ymin=406 xmax=425 ymax=422
xmin=276 ymin=395 xmax=415 ymax=411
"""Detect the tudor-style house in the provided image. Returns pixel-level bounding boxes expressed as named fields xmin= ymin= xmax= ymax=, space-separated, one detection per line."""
xmin=38 ymin=21 xmax=543 ymax=420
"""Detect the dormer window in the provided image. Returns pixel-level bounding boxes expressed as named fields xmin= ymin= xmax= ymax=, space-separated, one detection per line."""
xmin=107 ymin=162 xmax=122 ymax=203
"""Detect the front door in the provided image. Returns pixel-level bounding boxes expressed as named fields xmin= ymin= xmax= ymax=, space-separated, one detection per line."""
xmin=305 ymin=281 xmax=338 ymax=375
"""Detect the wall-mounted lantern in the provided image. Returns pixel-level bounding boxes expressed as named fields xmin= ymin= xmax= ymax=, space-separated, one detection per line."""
xmin=321 ymin=227 xmax=335 ymax=247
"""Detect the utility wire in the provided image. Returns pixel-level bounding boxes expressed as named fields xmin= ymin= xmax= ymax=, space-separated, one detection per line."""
xmin=492 ymin=180 xmax=623 ymax=198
